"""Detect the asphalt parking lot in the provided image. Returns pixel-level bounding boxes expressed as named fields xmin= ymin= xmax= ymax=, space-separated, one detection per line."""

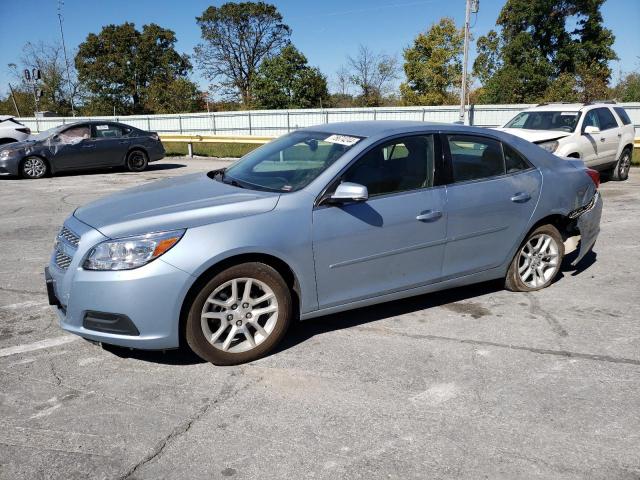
xmin=0 ymin=158 xmax=639 ymax=480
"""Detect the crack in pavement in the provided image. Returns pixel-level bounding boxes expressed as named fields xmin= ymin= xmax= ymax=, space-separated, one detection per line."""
xmin=118 ymin=372 xmax=258 ymax=480
xmin=526 ymin=293 xmax=568 ymax=337
xmin=359 ymin=326 xmax=640 ymax=366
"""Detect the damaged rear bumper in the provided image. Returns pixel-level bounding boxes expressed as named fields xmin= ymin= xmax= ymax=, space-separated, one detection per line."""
xmin=572 ymin=191 xmax=602 ymax=265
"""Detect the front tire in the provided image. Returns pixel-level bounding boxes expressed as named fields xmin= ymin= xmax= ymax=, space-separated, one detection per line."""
xmin=20 ymin=156 xmax=48 ymax=179
xmin=125 ymin=150 xmax=148 ymax=172
xmin=505 ymin=225 xmax=564 ymax=292
xmin=186 ymin=263 xmax=292 ymax=366
xmin=610 ymin=148 xmax=631 ymax=181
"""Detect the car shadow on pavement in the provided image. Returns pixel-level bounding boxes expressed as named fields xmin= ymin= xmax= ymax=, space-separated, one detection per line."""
xmin=0 ymin=163 xmax=186 ymax=180
xmin=101 ymin=343 xmax=207 ymax=365
xmin=99 ymin=249 xmax=599 ymax=366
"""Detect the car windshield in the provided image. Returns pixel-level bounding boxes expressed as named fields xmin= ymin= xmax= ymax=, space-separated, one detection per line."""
xmin=505 ymin=111 xmax=581 ymax=132
xmin=216 ymin=131 xmax=362 ymax=192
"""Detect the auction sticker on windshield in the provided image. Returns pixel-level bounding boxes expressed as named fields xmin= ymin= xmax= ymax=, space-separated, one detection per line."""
xmin=324 ymin=134 xmax=361 ymax=146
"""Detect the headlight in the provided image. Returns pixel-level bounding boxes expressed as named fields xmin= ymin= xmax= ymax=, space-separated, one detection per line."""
xmin=0 ymin=149 xmax=17 ymax=159
xmin=537 ymin=140 xmax=559 ymax=153
xmin=83 ymin=230 xmax=185 ymax=271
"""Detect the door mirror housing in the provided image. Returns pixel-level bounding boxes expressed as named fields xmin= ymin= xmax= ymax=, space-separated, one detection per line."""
xmin=328 ymin=182 xmax=368 ymax=204
xmin=583 ymin=125 xmax=600 ymax=135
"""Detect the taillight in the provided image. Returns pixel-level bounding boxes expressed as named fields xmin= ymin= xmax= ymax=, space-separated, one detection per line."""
xmin=586 ymin=168 xmax=600 ymax=189
xmin=17 ymin=127 xmax=31 ymax=134
xmin=151 ymin=133 xmax=160 ymax=141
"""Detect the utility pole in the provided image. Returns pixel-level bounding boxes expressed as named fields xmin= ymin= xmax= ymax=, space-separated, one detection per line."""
xmin=57 ymin=0 xmax=76 ymax=116
xmin=459 ymin=0 xmax=477 ymax=124
xmin=8 ymin=83 xmax=21 ymax=116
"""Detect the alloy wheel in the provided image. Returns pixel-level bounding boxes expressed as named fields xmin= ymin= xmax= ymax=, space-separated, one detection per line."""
xmin=517 ymin=233 xmax=560 ymax=288
xmin=619 ymin=151 xmax=631 ymax=179
xmin=23 ymin=157 xmax=46 ymax=178
xmin=200 ymin=277 xmax=279 ymax=353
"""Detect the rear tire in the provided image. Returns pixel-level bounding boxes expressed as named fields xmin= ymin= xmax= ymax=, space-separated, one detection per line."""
xmin=20 ymin=156 xmax=48 ymax=179
xmin=505 ymin=225 xmax=564 ymax=292
xmin=185 ymin=262 xmax=292 ymax=366
xmin=610 ymin=148 xmax=631 ymax=181
xmin=125 ymin=150 xmax=148 ymax=172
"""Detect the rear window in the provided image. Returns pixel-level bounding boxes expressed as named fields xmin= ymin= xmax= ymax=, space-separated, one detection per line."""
xmin=613 ymin=107 xmax=632 ymax=126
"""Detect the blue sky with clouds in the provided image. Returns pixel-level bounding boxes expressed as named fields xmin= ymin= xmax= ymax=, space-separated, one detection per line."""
xmin=0 ymin=0 xmax=638 ymax=97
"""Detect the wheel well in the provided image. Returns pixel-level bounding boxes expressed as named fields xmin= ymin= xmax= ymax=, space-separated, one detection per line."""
xmin=622 ymin=143 xmax=633 ymax=154
xmin=178 ymin=253 xmax=301 ymax=347
xmin=527 ymin=214 xmax=575 ymax=242
xmin=126 ymin=147 xmax=148 ymax=161
xmin=566 ymin=152 xmax=580 ymax=158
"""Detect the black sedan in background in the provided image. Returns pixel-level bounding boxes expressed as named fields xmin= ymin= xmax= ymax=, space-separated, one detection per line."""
xmin=0 ymin=121 xmax=165 ymax=179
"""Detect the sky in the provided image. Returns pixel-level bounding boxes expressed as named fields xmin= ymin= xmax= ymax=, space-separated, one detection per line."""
xmin=0 ymin=0 xmax=638 ymax=97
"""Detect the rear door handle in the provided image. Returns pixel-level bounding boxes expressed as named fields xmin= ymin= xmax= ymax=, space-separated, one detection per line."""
xmin=82 ymin=144 xmax=95 ymax=149
xmin=416 ymin=210 xmax=442 ymax=222
xmin=511 ymin=192 xmax=531 ymax=203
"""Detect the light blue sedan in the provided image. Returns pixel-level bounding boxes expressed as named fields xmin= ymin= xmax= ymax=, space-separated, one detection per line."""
xmin=46 ymin=121 xmax=602 ymax=365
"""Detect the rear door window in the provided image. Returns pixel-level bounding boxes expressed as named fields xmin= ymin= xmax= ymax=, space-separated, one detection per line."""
xmin=503 ymin=144 xmax=531 ymax=173
xmin=613 ymin=107 xmax=632 ymax=126
xmin=594 ymin=108 xmax=619 ymax=130
xmin=93 ymin=124 xmax=124 ymax=138
xmin=446 ymin=135 xmax=505 ymax=183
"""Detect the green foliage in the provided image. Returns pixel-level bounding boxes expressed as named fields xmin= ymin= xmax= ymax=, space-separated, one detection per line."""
xmin=75 ymin=22 xmax=196 ymax=114
xmin=163 ymin=142 xmax=258 ymax=158
xmin=252 ymin=45 xmax=328 ymax=109
xmin=400 ymin=18 xmax=463 ymax=106
xmin=195 ymin=2 xmax=291 ymax=106
xmin=612 ymin=72 xmax=640 ymax=102
xmin=476 ymin=0 xmax=617 ymax=103
xmin=145 ymin=78 xmax=204 ymax=114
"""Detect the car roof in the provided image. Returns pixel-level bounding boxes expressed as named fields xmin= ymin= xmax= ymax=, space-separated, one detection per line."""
xmin=524 ymin=102 xmax=617 ymax=113
xmin=301 ymin=120 xmax=494 ymax=138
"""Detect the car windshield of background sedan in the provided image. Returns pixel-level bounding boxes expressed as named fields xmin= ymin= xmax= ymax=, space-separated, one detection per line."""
xmin=218 ymin=131 xmax=362 ymax=192
xmin=505 ymin=111 xmax=581 ymax=132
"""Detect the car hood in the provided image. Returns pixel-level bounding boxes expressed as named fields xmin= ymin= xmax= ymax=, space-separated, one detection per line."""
xmin=74 ymin=172 xmax=281 ymax=238
xmin=496 ymin=128 xmax=572 ymax=143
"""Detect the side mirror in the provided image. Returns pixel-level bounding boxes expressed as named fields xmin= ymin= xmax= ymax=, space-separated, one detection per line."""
xmin=328 ymin=182 xmax=368 ymax=204
xmin=584 ymin=125 xmax=600 ymax=135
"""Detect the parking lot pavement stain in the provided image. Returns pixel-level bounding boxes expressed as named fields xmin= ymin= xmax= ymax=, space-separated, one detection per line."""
xmin=441 ymin=301 xmax=491 ymax=319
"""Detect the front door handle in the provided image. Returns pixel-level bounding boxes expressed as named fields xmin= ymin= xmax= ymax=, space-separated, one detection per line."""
xmin=511 ymin=192 xmax=531 ymax=203
xmin=416 ymin=210 xmax=442 ymax=222
xmin=82 ymin=144 xmax=95 ymax=149
xmin=600 ymin=137 xmax=605 ymax=142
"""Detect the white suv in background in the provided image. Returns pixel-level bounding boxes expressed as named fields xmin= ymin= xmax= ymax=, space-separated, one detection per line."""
xmin=499 ymin=102 xmax=635 ymax=181
xmin=0 ymin=116 xmax=31 ymax=145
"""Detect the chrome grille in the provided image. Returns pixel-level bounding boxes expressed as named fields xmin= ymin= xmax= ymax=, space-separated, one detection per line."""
xmin=59 ymin=226 xmax=80 ymax=247
xmin=55 ymin=250 xmax=72 ymax=270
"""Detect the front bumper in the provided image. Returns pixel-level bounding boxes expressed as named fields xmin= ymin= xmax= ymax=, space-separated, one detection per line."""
xmin=48 ymin=216 xmax=193 ymax=350
xmin=0 ymin=155 xmax=20 ymax=176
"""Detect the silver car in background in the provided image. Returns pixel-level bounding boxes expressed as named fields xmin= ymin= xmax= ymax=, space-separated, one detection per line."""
xmin=46 ymin=121 xmax=602 ymax=365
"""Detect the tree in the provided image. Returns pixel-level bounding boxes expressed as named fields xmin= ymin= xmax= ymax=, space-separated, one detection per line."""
xmin=252 ymin=45 xmax=328 ymax=109
xmin=475 ymin=0 xmax=617 ymax=103
xmin=612 ymin=71 xmax=640 ymax=102
xmin=346 ymin=45 xmax=398 ymax=107
xmin=195 ymin=2 xmax=291 ymax=106
xmin=400 ymin=18 xmax=463 ymax=106
xmin=4 ymin=42 xmax=81 ymax=116
xmin=75 ymin=22 xmax=195 ymax=114
xmin=145 ymin=78 xmax=204 ymax=114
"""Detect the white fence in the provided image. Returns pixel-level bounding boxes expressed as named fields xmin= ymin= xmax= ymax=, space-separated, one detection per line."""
xmin=17 ymin=103 xmax=640 ymax=136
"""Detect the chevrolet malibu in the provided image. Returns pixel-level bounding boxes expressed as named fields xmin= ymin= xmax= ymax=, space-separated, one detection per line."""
xmin=46 ymin=121 xmax=602 ymax=365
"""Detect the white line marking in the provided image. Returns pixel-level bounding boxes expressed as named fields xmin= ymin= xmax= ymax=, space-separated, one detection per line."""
xmin=0 ymin=336 xmax=78 ymax=358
